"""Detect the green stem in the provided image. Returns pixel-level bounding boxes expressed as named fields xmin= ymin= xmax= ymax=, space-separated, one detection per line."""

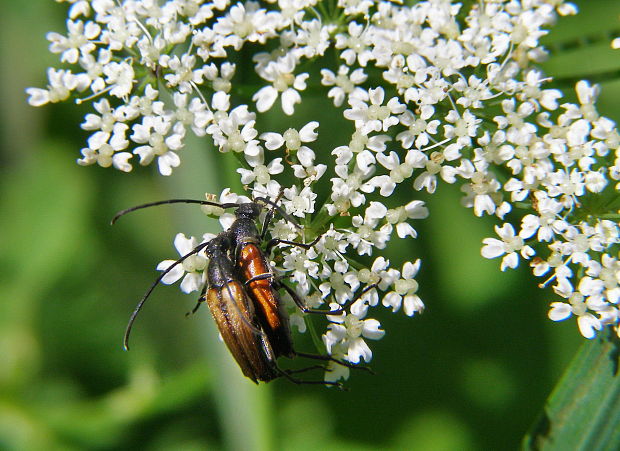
xmin=549 ymin=68 xmax=620 ymax=90
xmin=309 ymin=204 xmax=335 ymax=235
xmin=546 ymin=29 xmax=620 ymax=53
xmin=162 ymin=134 xmax=273 ymax=451
xmin=306 ymin=313 xmax=328 ymax=354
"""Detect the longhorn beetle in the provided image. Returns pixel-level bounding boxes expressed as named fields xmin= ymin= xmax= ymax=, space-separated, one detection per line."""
xmin=122 ymin=229 xmax=344 ymax=386
xmin=190 ymin=231 xmax=279 ymax=383
xmin=114 ymin=194 xmax=375 ymax=381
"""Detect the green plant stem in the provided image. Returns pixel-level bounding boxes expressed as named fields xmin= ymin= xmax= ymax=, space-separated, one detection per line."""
xmin=162 ymin=133 xmax=274 ymax=451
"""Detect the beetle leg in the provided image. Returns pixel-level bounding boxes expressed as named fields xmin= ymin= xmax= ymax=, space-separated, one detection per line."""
xmin=186 ymin=285 xmax=208 ymax=317
xmin=265 ymin=233 xmax=323 ymax=255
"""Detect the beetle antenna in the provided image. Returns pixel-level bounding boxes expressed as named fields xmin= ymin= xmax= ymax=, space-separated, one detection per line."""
xmin=123 ymin=241 xmax=209 ymax=350
xmin=112 ymin=199 xmax=240 ymax=224
xmin=254 ymin=197 xmax=302 ymax=230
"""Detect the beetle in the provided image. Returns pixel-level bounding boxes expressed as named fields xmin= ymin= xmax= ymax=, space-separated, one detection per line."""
xmin=114 ymin=195 xmax=338 ymax=359
xmin=114 ymin=194 xmax=374 ymax=378
xmin=121 ymin=229 xmax=346 ymax=386
xmin=193 ymin=231 xmax=279 ymax=383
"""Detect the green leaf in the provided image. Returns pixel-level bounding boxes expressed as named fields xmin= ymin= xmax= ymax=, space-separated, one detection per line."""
xmin=523 ymin=332 xmax=620 ymax=450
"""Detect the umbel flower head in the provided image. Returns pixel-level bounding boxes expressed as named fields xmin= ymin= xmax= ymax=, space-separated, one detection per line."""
xmin=28 ymin=0 xmax=620 ymax=380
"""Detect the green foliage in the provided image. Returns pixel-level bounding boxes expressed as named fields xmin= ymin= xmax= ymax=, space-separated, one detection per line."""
xmin=2 ymin=0 xmax=620 ymax=450
xmin=524 ymin=332 xmax=620 ymax=450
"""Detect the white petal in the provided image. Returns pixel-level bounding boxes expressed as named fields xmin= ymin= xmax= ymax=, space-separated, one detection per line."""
xmin=243 ymin=141 xmax=261 ymax=157
xmin=180 ymin=272 xmax=203 ymax=293
xmin=112 ymin=152 xmax=133 ymax=172
xmin=323 ymin=324 xmax=346 ymax=351
xmin=293 ymin=73 xmax=309 ymax=90
xmin=289 ymin=313 xmax=306 ymax=333
xmin=402 ymin=260 xmax=421 ymax=279
xmin=260 ymin=132 xmax=284 ymax=150
xmin=356 ymin=150 xmax=376 ymax=173
xmin=378 ymin=179 xmax=396 ymax=197
xmin=237 ymin=168 xmax=255 ymax=184
xmin=404 ymin=200 xmax=429 ymax=219
xmin=413 ymin=172 xmax=436 ymax=193
xmin=368 ymin=87 xmax=385 ymax=105
xmin=324 ymin=362 xmax=349 ymax=382
xmin=500 ymin=252 xmax=519 ymax=270
xmin=382 ymin=292 xmax=402 ymax=312
xmin=366 ymin=201 xmax=387 ymax=219
xmin=577 ymin=314 xmax=602 ymax=339
xmin=481 ymin=238 xmax=505 ymax=258
xmin=495 ymin=223 xmax=516 ymax=240
xmin=403 ymin=295 xmax=424 ymax=316
xmin=350 ymin=299 xmax=369 ymax=317
xmin=281 ymin=88 xmax=301 ymax=115
xmin=211 ymin=91 xmax=230 ymax=111
xmin=362 ymin=319 xmax=385 ymax=340
xmin=253 ymin=86 xmax=278 ymax=112
xmin=346 ymin=337 xmax=372 ymax=363
xmin=174 ymin=233 xmax=196 ymax=255
xmin=158 ymin=151 xmax=181 ymax=176
xmin=297 ymin=147 xmax=316 ymax=166
xmin=88 ymin=131 xmax=109 ymax=150
xmin=474 ymin=194 xmax=496 ymax=216
xmin=26 ymin=87 xmax=50 ymax=106
xmin=371 ymin=256 xmax=389 ymax=272
xmin=267 ymin=158 xmax=284 ymax=174
xmin=299 ymin=121 xmax=319 ymax=142
xmin=165 ymin=133 xmax=184 ymax=151
xmin=157 ymin=260 xmax=184 ymax=284
xmin=396 ymin=222 xmax=416 ymax=238
xmin=548 ymin=302 xmax=572 ymax=321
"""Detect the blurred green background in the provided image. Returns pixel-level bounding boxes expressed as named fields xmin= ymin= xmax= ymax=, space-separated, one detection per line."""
xmin=2 ymin=1 xmax=620 ymax=450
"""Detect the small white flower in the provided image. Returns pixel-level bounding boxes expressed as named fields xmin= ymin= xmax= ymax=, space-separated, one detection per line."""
xmin=323 ymin=308 xmax=385 ymax=364
xmin=213 ymin=1 xmax=279 ymax=49
xmin=548 ymin=280 xmax=605 ymax=340
xmin=77 ymin=122 xmax=130 ymax=169
xmin=103 ymin=61 xmax=135 ymax=98
xmin=385 ymin=200 xmax=429 ymax=239
xmin=291 ymin=147 xmax=327 ymax=185
xmin=460 ymin=170 xmax=503 ymax=217
xmin=481 ymin=223 xmax=535 ymax=270
xmin=282 ymin=185 xmax=317 ymax=218
xmin=252 ymin=53 xmax=309 ymax=115
xmin=160 ymin=54 xmax=204 ymax=94
xmin=335 ymin=21 xmax=373 ymax=66
xmin=237 ymin=151 xmax=283 ymax=185
xmin=321 ymin=65 xmax=368 ymax=107
xmin=575 ymin=80 xmax=600 ymax=121
xmin=293 ymin=19 xmax=334 ymax=58
xmin=157 ymin=233 xmax=210 ymax=294
xmin=209 ymin=107 xmax=260 ymax=157
xmin=47 ymin=19 xmax=100 ymax=64
xmin=172 ymin=93 xmax=212 ymax=136
xmin=26 ymin=68 xmax=89 ymax=106
xmin=261 ymin=121 xmax=319 ymax=153
xmin=382 ymin=260 xmax=424 ymax=316
xmin=203 ymin=62 xmax=235 ymax=93
xmin=131 ymin=115 xmax=183 ymax=176
xmin=348 ymin=202 xmax=392 ymax=255
xmin=444 ymin=109 xmax=481 ymax=147
xmin=344 ymin=87 xmax=405 ymax=135
xmin=397 ymin=107 xmax=440 ymax=150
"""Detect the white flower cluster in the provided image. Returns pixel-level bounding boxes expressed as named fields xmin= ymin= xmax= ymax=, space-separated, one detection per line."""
xmin=155 ymin=187 xmax=426 ymax=381
xmin=29 ymin=0 xmax=620 ymax=377
xmin=479 ymin=79 xmax=620 ymax=340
